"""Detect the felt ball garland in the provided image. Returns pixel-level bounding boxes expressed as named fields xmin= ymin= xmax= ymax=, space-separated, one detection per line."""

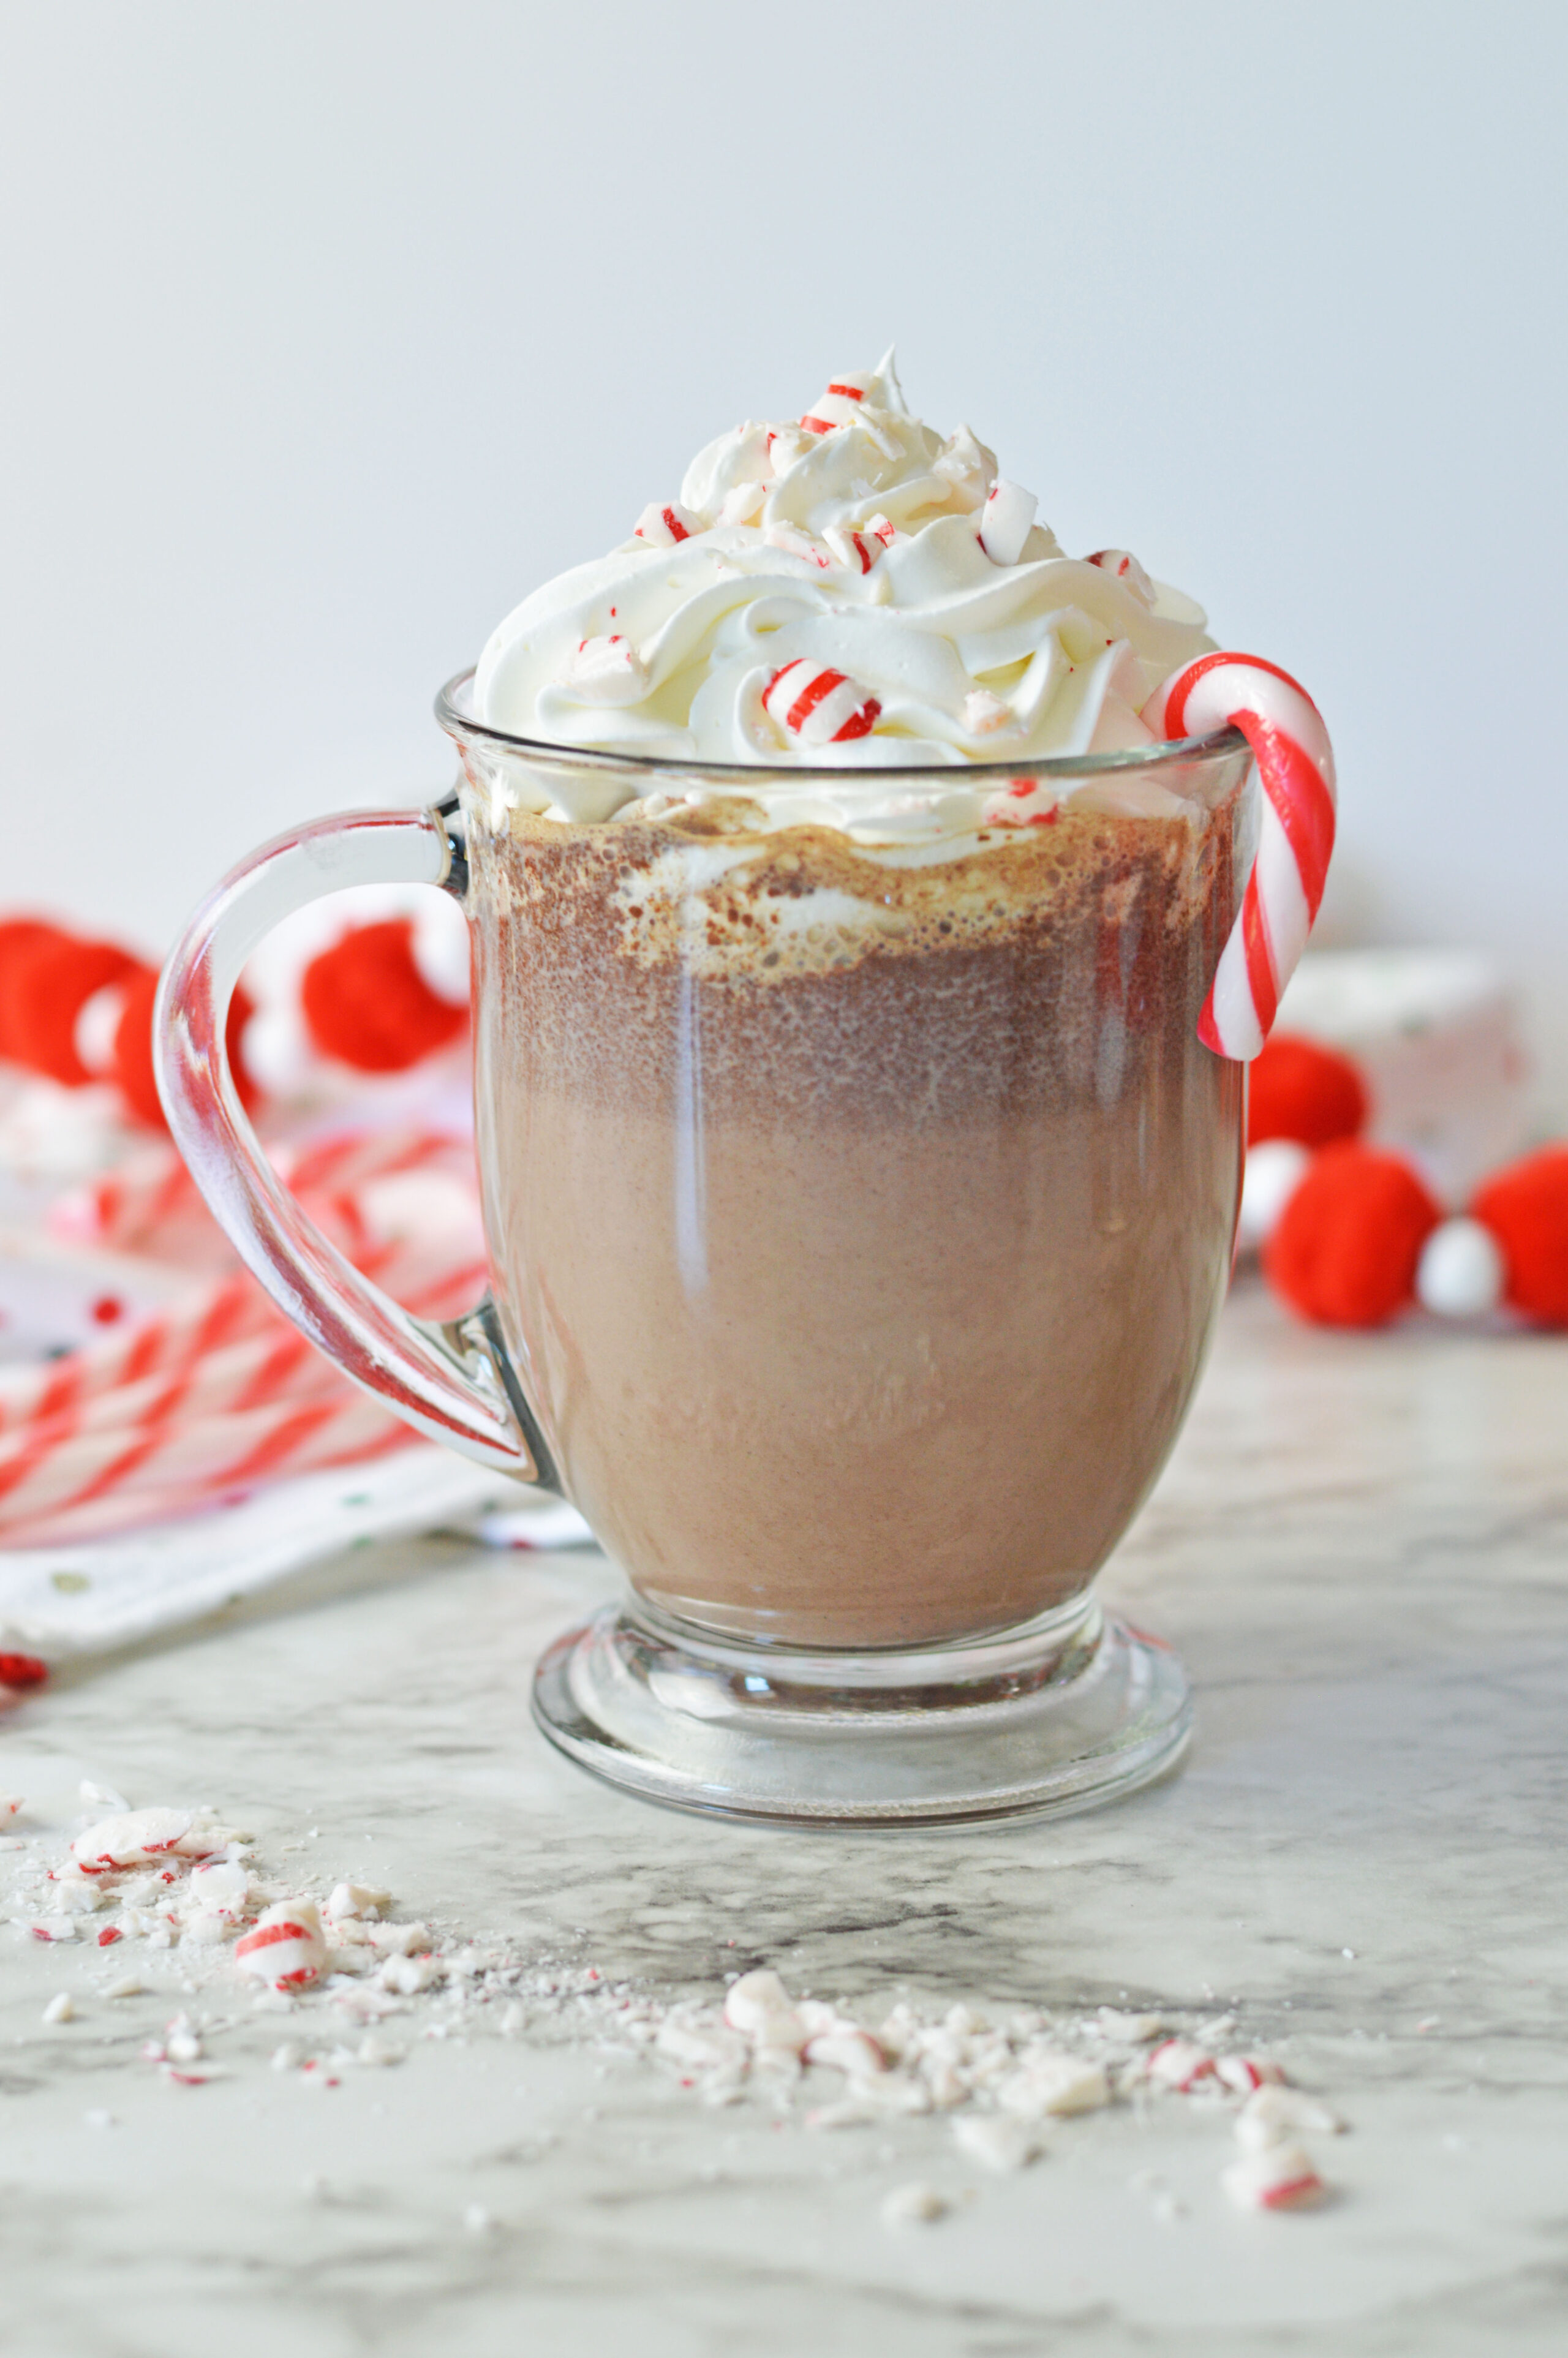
xmin=1469 ymin=1149 xmax=1568 ymax=1327
xmin=0 ymin=910 xmax=469 ymax=1129
xmin=298 ymin=917 xmax=467 ymax=1074
xmin=1246 ymin=1035 xmax=1367 ymax=1151
xmin=1245 ymin=1033 xmax=1568 ymax=1331
xmin=1264 ymin=1142 xmax=1442 ymax=1327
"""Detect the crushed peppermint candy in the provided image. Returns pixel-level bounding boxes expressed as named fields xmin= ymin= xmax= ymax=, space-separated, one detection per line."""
xmin=1087 ymin=548 xmax=1156 ymax=607
xmin=631 ymin=500 xmax=700 ymax=546
xmin=234 ymin=1901 xmax=327 ymax=1991
xmin=72 ymin=1808 xmax=219 ymax=1874
xmin=978 ymin=476 xmax=1038 ymax=568
xmin=953 ymin=2112 xmax=1041 ymax=2173
xmin=824 ymin=516 xmax=897 ymax=575
xmin=0 ymin=1793 xmax=1343 ymax=2218
xmin=980 ymin=777 xmax=1059 ymax=830
xmin=557 ymin=633 xmax=649 ymax=706
xmin=1145 ymin=2037 xmax=1218 ymax=2092
xmin=881 ymin=2181 xmax=949 ymax=2228
xmin=762 ymin=660 xmax=881 ymax=747
xmin=1236 ymin=2084 xmax=1346 ymax=2145
xmin=1222 ymin=2141 xmax=1328 ymax=2212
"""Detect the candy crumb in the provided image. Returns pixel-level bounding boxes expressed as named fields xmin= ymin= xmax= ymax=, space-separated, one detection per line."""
xmin=42 ymin=1992 xmax=75 ymax=2024
xmin=1221 ymin=2143 xmax=1328 ymax=2212
xmin=881 ymin=2182 xmax=950 ymax=2228
xmin=1238 ymin=2085 xmax=1347 ymax=2145
xmin=325 ymin=1881 xmax=392 ymax=1921
xmin=952 ymin=2113 xmax=1040 ymax=2173
xmin=357 ymin=2032 xmax=406 ymax=2068
xmin=1146 ymin=2038 xmax=1216 ymax=2092
xmin=1094 ymin=2007 xmax=1168 ymax=2042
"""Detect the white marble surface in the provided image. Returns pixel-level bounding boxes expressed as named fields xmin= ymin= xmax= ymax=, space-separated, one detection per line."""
xmin=2 ymin=1280 xmax=1566 ymax=2357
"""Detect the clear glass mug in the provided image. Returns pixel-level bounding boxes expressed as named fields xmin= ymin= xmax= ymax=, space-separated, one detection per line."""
xmin=157 ymin=674 xmax=1252 ymax=1826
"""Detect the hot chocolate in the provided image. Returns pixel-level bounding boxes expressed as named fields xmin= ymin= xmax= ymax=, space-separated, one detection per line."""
xmin=472 ymin=767 xmax=1246 ymax=1649
xmin=158 ymin=348 xmax=1330 ymax=1818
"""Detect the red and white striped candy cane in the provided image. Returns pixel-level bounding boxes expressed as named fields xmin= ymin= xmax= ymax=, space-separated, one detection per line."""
xmin=54 ymin=1130 xmax=460 ymax=1259
xmin=0 ymin=1278 xmax=265 ymax=1439
xmin=1141 ymin=654 xmax=1336 ymax=1063
xmin=0 ymin=1246 xmax=484 ymax=1540
xmin=0 ymin=1127 xmax=487 ymax=1539
xmin=763 ymin=661 xmax=881 ymax=747
xmin=0 ymin=1388 xmax=414 ymax=1548
xmin=1 ymin=1243 xmax=486 ymax=1465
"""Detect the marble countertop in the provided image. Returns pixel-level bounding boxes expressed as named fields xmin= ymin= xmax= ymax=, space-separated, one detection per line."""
xmin=2 ymin=1279 xmax=1566 ymax=2358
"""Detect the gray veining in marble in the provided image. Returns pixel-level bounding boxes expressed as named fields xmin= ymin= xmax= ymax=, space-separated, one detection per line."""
xmin=1 ymin=1279 xmax=1566 ymax=2357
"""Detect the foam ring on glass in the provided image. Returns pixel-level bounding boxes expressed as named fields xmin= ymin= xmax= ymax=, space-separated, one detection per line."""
xmin=156 ymin=671 xmax=1252 ymax=1828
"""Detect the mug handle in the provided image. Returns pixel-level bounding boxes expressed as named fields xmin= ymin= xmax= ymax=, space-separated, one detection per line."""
xmin=154 ymin=800 xmax=556 ymax=1488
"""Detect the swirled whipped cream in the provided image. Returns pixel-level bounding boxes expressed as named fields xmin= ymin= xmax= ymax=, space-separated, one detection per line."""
xmin=473 ymin=352 xmax=1216 ymax=838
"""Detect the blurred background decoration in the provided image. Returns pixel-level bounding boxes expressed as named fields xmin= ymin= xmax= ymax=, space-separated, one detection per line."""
xmin=1 ymin=1 xmax=1564 ymax=1647
xmin=3 ymin=2 xmax=1563 ymax=1109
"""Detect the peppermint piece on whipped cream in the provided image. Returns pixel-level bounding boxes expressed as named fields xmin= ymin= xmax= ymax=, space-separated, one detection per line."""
xmin=473 ymin=348 xmax=1217 ymax=823
xmin=632 ymin=501 xmax=700 ymax=548
xmin=978 ymin=477 xmax=1038 ymax=568
xmin=557 ymin=633 xmax=649 ymax=706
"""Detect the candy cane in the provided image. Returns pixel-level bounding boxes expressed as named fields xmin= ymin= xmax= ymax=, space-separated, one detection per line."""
xmin=0 ymin=1248 xmax=484 ymax=1534
xmin=56 ymin=1131 xmax=459 ymax=1257
xmin=2 ymin=1213 xmax=476 ymax=1440
xmin=0 ymin=1126 xmax=484 ymax=1539
xmin=1142 ymin=654 xmax=1336 ymax=1063
xmin=3 ymin=1244 xmax=487 ymax=1458
xmin=0 ymin=1390 xmax=415 ymax=1547
xmin=0 ymin=1235 xmax=473 ymax=1441
xmin=0 ymin=1278 xmax=264 ymax=1437
xmin=50 ymin=1151 xmax=197 ymax=1254
xmin=763 ymin=661 xmax=881 ymax=747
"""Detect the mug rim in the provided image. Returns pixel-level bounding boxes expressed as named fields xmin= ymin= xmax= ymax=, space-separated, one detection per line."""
xmin=434 ymin=667 xmax=1248 ymax=786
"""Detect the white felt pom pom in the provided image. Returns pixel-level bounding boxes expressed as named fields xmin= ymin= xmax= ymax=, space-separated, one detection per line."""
xmin=1236 ymin=1139 xmax=1312 ymax=1252
xmin=1416 ymin=1216 xmax=1505 ymax=1318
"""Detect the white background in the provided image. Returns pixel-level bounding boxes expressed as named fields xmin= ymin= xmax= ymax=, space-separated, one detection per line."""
xmin=3 ymin=2 xmax=1564 ymax=1098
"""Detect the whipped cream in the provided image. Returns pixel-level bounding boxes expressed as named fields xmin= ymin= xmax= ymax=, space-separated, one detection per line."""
xmin=471 ymin=351 xmax=1216 ymax=838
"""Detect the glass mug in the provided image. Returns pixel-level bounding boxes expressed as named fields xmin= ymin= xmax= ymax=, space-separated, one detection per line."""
xmin=158 ymin=673 xmax=1252 ymax=1826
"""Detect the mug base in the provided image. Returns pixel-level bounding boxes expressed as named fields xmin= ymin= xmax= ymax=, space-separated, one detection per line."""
xmin=530 ymin=1595 xmax=1191 ymax=1828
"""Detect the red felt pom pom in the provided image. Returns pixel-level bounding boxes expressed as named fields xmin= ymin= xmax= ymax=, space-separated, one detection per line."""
xmin=1247 ymin=1033 xmax=1368 ymax=1149
xmin=111 ymin=967 xmax=260 ymax=1129
xmin=1264 ymin=1140 xmax=1441 ymax=1327
xmin=0 ymin=921 xmax=61 ymax=1062
xmin=300 ymin=919 xmax=467 ymax=1074
xmin=0 ymin=927 xmax=140 ymax=1085
xmin=1470 ymin=1147 xmax=1568 ymax=1327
